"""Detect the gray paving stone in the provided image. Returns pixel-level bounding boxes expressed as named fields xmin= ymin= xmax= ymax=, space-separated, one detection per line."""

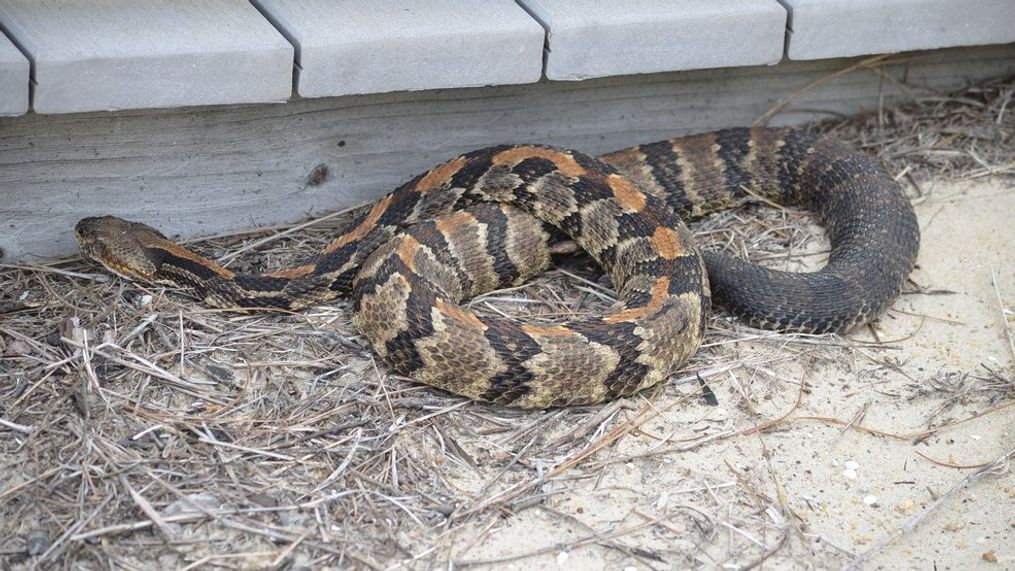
xmin=0 ymin=0 xmax=294 ymax=114
xmin=253 ymin=0 xmax=545 ymax=98
xmin=784 ymin=0 xmax=1015 ymax=60
xmin=517 ymin=0 xmax=787 ymax=80
xmin=0 ymin=32 xmax=28 ymax=116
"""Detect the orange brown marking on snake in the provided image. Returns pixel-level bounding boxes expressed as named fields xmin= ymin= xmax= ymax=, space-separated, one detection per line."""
xmin=322 ymin=194 xmax=394 ymax=254
xmin=602 ymin=276 xmax=672 ymax=324
xmin=607 ymin=173 xmax=647 ymax=212
xmin=434 ymin=298 xmax=486 ymax=330
xmin=394 ymin=235 xmax=423 ymax=273
xmin=491 ymin=146 xmax=587 ymax=178
xmin=76 ymin=128 xmax=920 ymax=407
xmin=264 ymin=264 xmax=315 ymax=279
xmin=160 ymin=241 xmax=236 ymax=279
xmin=521 ymin=324 xmax=575 ymax=338
xmin=414 ymin=156 xmax=468 ymax=192
xmin=651 ymin=226 xmax=683 ymax=260
xmin=432 ymin=209 xmax=477 ymax=236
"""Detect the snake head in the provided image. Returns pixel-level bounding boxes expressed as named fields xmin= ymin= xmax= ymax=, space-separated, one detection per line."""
xmin=75 ymin=216 xmax=168 ymax=283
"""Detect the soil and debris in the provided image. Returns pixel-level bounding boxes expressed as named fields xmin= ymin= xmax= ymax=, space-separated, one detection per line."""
xmin=1 ymin=76 xmax=1013 ymax=570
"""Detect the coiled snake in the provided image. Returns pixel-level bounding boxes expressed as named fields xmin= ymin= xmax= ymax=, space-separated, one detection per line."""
xmin=76 ymin=128 xmax=920 ymax=407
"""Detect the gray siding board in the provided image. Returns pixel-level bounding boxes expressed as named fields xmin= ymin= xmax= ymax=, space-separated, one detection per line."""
xmin=0 ymin=0 xmax=294 ymax=114
xmin=518 ymin=0 xmax=787 ymax=80
xmin=252 ymin=0 xmax=545 ymax=98
xmin=1 ymin=44 xmax=1013 ymax=261
xmin=784 ymin=0 xmax=1015 ymax=60
xmin=0 ymin=31 xmax=28 ymax=116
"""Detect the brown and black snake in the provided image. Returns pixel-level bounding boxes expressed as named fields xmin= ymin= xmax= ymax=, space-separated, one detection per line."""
xmin=75 ymin=127 xmax=920 ymax=407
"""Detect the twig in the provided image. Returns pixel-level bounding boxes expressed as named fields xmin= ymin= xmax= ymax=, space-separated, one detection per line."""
xmin=754 ymin=54 xmax=893 ymax=126
xmin=452 ymin=401 xmax=658 ymax=520
xmin=215 ymin=203 xmax=364 ymax=265
xmin=990 ymin=267 xmax=1015 ymax=369
xmin=914 ymin=450 xmax=994 ymax=470
xmin=0 ymin=417 xmax=33 ymax=434
xmin=0 ymin=262 xmax=107 ymax=281
xmin=842 ymin=447 xmax=1014 ymax=571
xmin=455 ymin=518 xmax=661 ymax=567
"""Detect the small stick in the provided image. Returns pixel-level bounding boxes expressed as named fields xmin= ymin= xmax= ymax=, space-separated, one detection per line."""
xmin=914 ymin=450 xmax=994 ymax=470
xmin=0 ymin=417 xmax=33 ymax=434
xmin=990 ymin=267 xmax=1015 ymax=368
xmin=842 ymin=446 xmax=1014 ymax=571
xmin=455 ymin=518 xmax=660 ymax=567
xmin=215 ymin=203 xmax=364 ymax=265
xmin=0 ymin=262 xmax=108 ymax=281
xmin=122 ymin=477 xmax=173 ymax=537
xmin=754 ymin=54 xmax=893 ymax=126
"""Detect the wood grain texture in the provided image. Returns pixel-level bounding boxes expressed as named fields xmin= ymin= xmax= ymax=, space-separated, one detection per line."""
xmin=252 ymin=0 xmax=544 ymax=97
xmin=0 ymin=31 xmax=28 ymax=116
xmin=1 ymin=44 xmax=1013 ymax=261
xmin=0 ymin=0 xmax=293 ymax=114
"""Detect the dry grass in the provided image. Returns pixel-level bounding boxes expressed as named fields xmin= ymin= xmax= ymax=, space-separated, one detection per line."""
xmin=809 ymin=75 xmax=1014 ymax=182
xmin=1 ymin=76 xmax=1013 ymax=569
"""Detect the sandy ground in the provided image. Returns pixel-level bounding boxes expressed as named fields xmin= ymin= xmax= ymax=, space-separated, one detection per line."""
xmin=1 ymin=175 xmax=1013 ymax=570
xmin=434 ymin=177 xmax=1015 ymax=570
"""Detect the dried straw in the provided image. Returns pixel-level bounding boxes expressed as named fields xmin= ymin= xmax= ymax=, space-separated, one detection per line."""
xmin=1 ymin=75 xmax=1012 ymax=569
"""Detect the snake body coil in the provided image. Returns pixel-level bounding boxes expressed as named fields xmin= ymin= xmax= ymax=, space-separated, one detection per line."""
xmin=76 ymin=128 xmax=920 ymax=407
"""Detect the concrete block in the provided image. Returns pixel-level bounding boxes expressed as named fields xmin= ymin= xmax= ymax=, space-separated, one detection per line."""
xmin=0 ymin=0 xmax=294 ymax=114
xmin=517 ymin=0 xmax=787 ymax=81
xmin=784 ymin=0 xmax=1015 ymax=60
xmin=252 ymin=0 xmax=545 ymax=98
xmin=0 ymin=32 xmax=28 ymax=116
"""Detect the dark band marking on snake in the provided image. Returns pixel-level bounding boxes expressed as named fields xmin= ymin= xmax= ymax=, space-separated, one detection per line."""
xmin=75 ymin=128 xmax=920 ymax=407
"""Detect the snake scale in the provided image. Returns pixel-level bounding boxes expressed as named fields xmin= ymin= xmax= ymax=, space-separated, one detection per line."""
xmin=76 ymin=127 xmax=920 ymax=407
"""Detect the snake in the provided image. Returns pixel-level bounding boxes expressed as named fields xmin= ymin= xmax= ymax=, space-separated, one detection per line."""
xmin=75 ymin=127 xmax=920 ymax=408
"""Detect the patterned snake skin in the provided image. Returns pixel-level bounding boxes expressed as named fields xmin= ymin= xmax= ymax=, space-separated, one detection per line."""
xmin=75 ymin=128 xmax=920 ymax=407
